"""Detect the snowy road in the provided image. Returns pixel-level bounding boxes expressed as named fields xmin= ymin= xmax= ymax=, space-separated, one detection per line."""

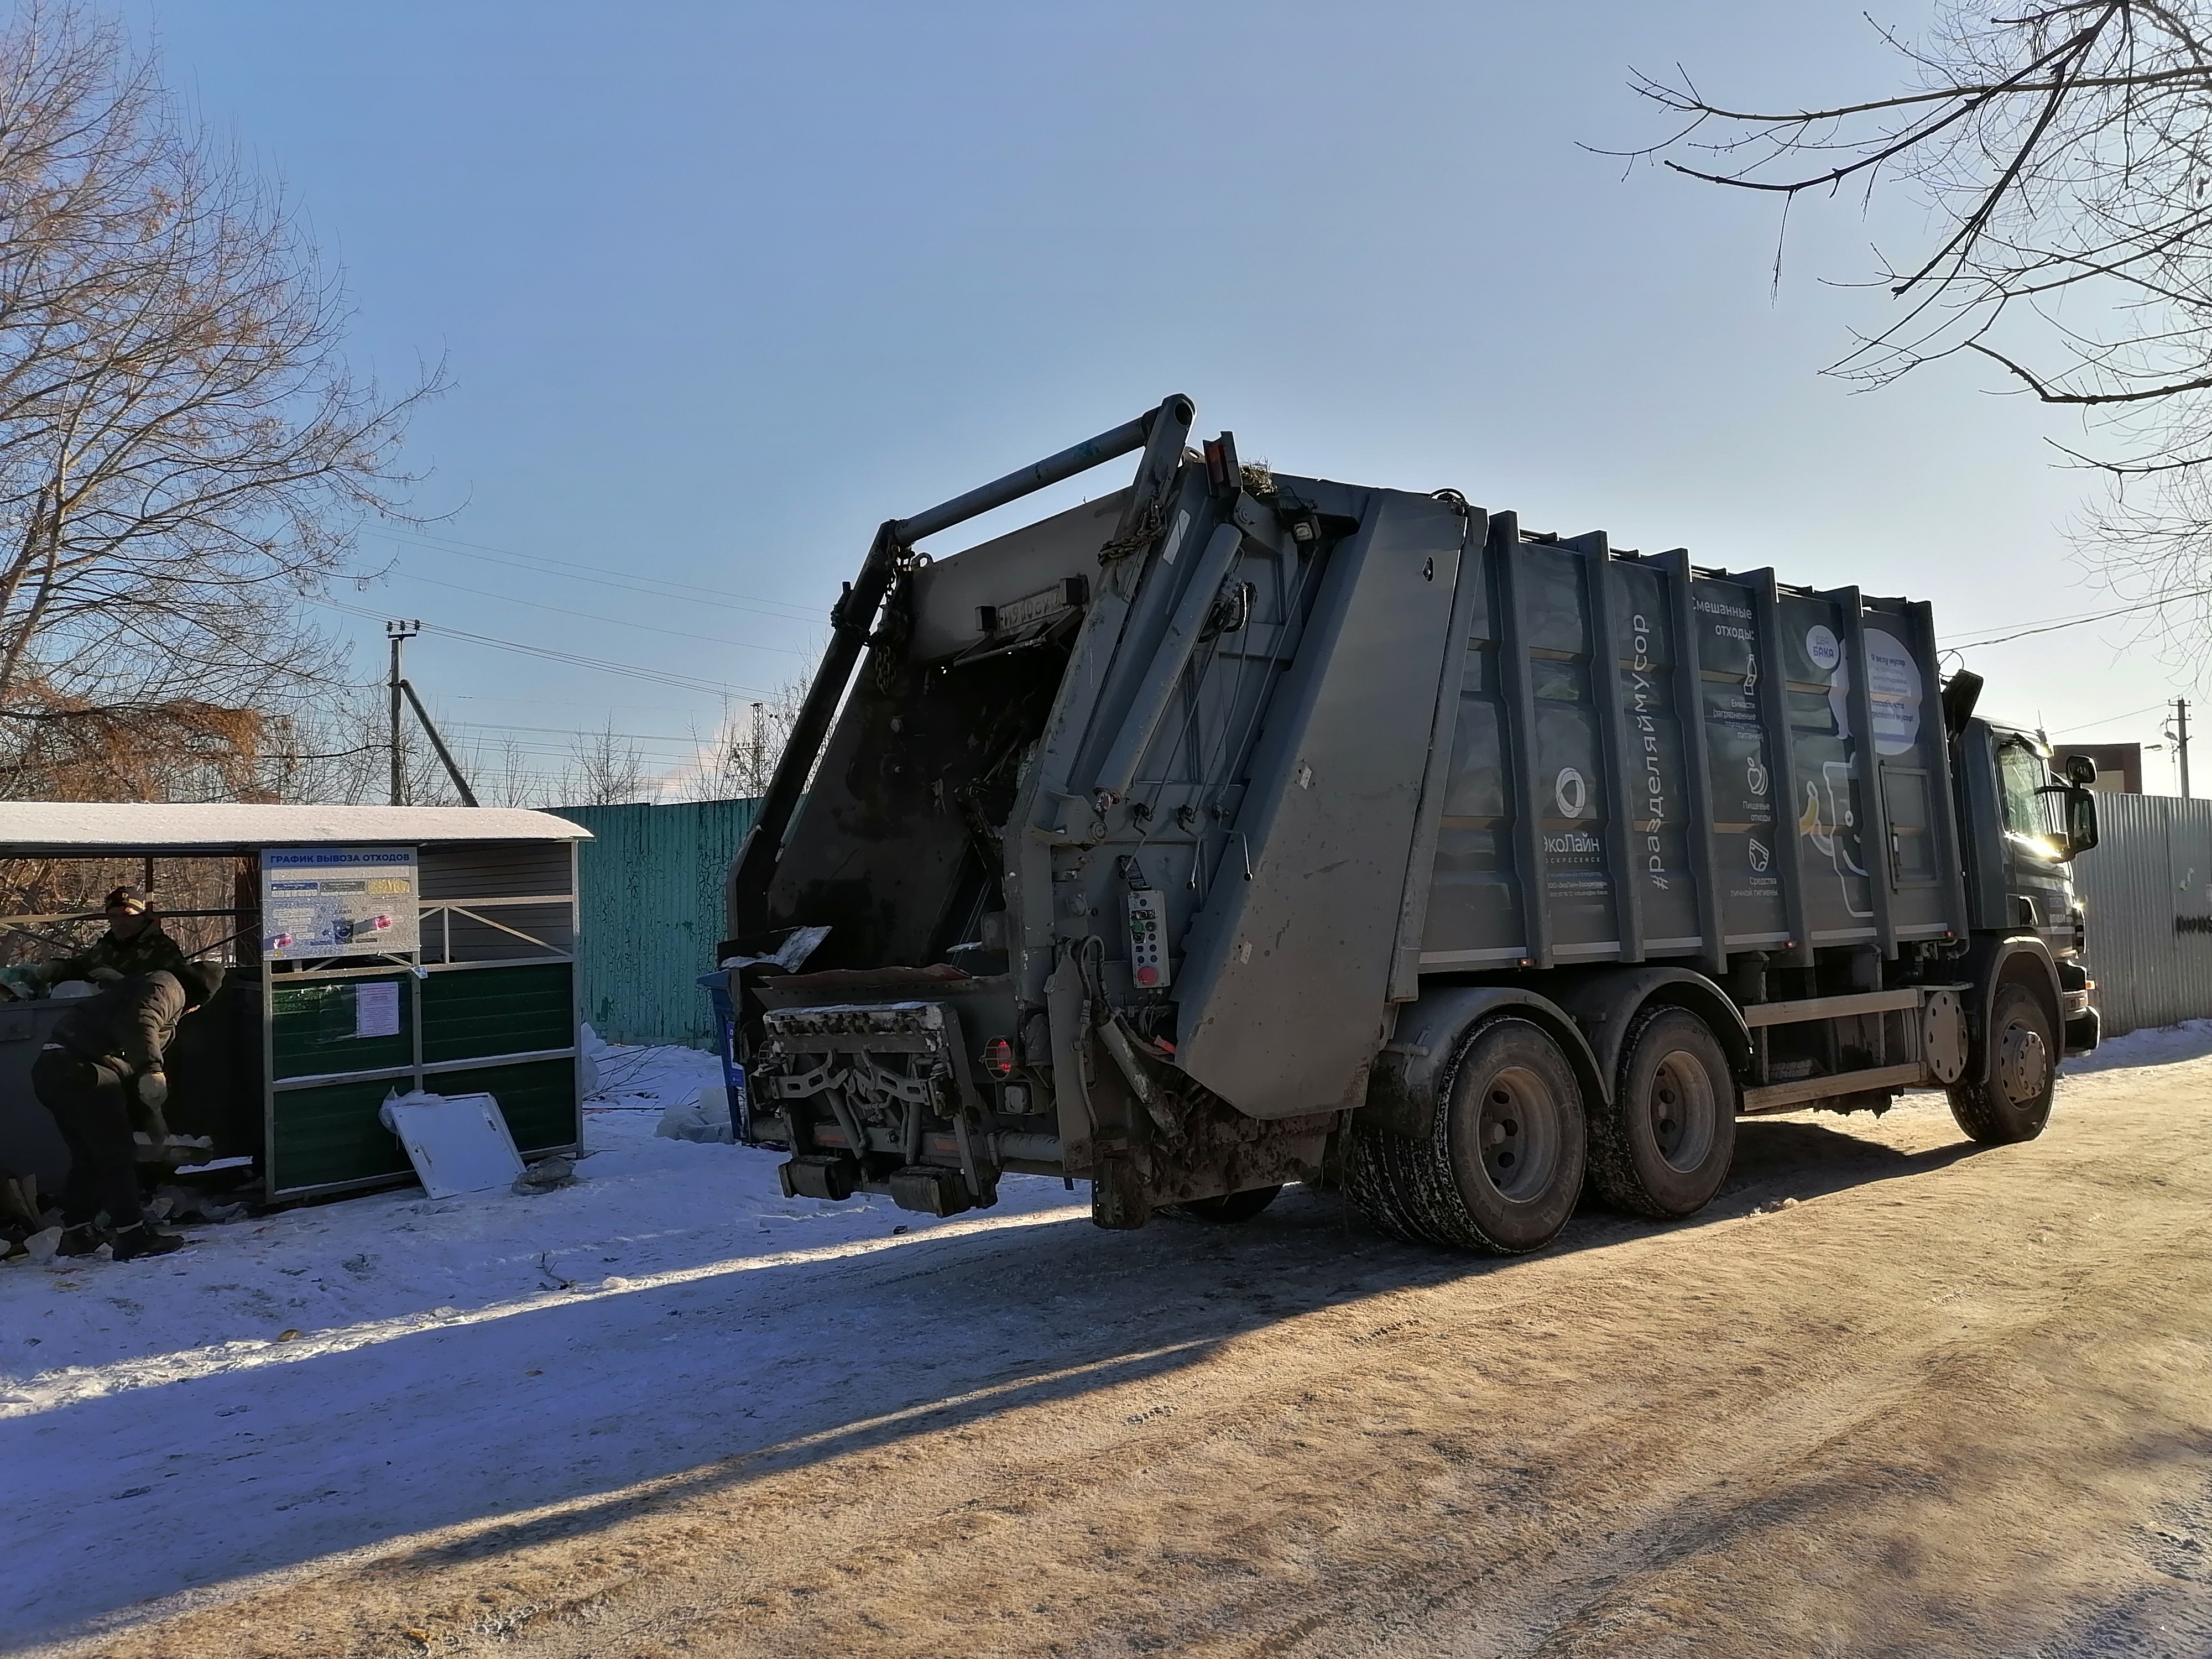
xmin=11 ymin=1029 xmax=2212 ymax=1656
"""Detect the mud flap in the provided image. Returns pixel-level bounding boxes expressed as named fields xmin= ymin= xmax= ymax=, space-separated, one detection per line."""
xmin=1091 ymin=1148 xmax=1151 ymax=1230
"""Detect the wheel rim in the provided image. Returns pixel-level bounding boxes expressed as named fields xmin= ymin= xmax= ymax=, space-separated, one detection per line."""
xmin=1647 ymin=1048 xmax=1718 ymax=1173
xmin=1998 ymin=1019 xmax=2051 ymax=1105
xmin=1475 ymin=1065 xmax=1563 ymax=1202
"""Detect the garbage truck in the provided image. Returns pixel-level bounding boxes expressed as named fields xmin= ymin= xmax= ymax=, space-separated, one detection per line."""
xmin=719 ymin=395 xmax=2101 ymax=1253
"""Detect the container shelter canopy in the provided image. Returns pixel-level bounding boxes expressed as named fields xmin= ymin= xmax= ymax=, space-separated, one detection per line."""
xmin=0 ymin=802 xmax=590 ymax=855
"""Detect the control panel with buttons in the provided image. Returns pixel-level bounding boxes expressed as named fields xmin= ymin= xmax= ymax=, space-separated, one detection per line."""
xmin=1126 ymin=886 xmax=1170 ymax=989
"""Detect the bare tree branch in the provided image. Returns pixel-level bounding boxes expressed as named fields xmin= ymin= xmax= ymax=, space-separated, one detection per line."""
xmin=0 ymin=2 xmax=442 ymax=800
xmin=1628 ymin=0 xmax=2212 ymax=675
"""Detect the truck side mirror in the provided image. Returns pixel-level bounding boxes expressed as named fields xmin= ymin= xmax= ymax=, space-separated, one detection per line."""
xmin=2034 ymin=781 xmax=2101 ymax=861
xmin=2064 ymin=786 xmax=2099 ymax=858
xmin=2062 ymin=754 xmax=2098 ymax=787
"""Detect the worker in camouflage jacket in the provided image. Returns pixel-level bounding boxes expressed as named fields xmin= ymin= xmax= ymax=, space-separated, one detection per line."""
xmin=25 ymin=885 xmax=192 ymax=994
xmin=32 ymin=966 xmax=214 ymax=1262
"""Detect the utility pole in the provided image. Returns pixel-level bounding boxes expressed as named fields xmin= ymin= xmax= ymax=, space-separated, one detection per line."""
xmin=387 ymin=620 xmax=418 ymax=806
xmin=2177 ymin=697 xmax=2193 ymax=799
xmin=384 ymin=617 xmax=479 ymax=808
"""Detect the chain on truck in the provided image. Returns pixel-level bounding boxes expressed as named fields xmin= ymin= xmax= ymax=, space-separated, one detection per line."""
xmin=718 ymin=396 xmax=2102 ymax=1253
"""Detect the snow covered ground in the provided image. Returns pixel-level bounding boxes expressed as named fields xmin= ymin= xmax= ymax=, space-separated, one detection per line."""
xmin=2 ymin=1042 xmax=1078 ymax=1402
xmin=6 ymin=1020 xmax=2209 ymax=1650
xmin=1 ymin=1040 xmax=1084 ymax=1647
xmin=2061 ymin=1014 xmax=2212 ymax=1074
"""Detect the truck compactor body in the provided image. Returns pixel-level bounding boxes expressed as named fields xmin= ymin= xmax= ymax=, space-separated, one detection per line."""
xmin=722 ymin=396 xmax=2101 ymax=1253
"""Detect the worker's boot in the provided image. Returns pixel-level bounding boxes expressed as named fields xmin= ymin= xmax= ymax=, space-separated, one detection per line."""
xmin=109 ymin=1223 xmax=187 ymax=1262
xmin=55 ymin=1222 xmax=107 ymax=1259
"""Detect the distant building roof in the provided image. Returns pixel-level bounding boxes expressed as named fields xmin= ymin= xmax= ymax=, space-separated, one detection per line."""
xmin=0 ymin=802 xmax=591 ymax=854
xmin=2056 ymin=741 xmax=2143 ymax=795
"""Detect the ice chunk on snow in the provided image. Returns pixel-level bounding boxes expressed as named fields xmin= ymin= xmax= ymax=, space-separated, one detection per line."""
xmin=654 ymin=1089 xmax=732 ymax=1145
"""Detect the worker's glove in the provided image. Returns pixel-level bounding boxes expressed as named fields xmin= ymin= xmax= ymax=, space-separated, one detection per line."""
xmin=86 ymin=966 xmax=123 ymax=984
xmin=137 ymin=1072 xmax=169 ymax=1110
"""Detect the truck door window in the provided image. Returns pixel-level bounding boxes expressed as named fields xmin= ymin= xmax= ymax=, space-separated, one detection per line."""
xmin=1997 ymin=741 xmax=2052 ymax=846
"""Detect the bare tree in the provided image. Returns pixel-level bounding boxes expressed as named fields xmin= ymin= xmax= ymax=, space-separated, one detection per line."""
xmin=257 ymin=684 xmax=460 ymax=806
xmin=565 ymin=721 xmax=652 ymax=807
xmin=0 ymin=2 xmax=437 ymax=799
xmin=684 ymin=680 xmax=808 ymax=802
xmin=483 ymin=735 xmax=542 ymax=808
xmin=1626 ymin=2 xmax=2212 ymax=655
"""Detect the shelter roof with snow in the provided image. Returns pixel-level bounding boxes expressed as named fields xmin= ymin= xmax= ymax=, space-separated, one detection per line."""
xmin=0 ymin=802 xmax=590 ymax=855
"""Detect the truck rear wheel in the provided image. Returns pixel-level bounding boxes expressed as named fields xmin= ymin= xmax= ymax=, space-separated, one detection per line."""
xmin=1588 ymin=1006 xmax=1736 ymax=1220
xmin=1948 ymin=982 xmax=2056 ymax=1144
xmin=1348 ymin=1018 xmax=1586 ymax=1254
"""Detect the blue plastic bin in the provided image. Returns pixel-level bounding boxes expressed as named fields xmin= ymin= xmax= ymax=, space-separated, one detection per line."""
xmin=696 ymin=971 xmax=749 ymax=1142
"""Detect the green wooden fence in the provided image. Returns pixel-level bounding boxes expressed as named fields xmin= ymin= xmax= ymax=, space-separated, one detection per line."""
xmin=555 ymin=797 xmax=759 ymax=1049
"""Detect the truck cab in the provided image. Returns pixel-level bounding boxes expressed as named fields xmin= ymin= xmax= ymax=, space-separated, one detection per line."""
xmin=1952 ymin=701 xmax=2100 ymax=1056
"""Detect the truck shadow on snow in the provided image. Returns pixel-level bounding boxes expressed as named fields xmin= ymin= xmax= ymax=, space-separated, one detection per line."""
xmin=15 ymin=1113 xmax=1986 ymax=1647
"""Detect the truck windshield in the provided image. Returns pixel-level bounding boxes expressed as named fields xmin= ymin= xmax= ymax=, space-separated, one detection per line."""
xmin=1997 ymin=740 xmax=2056 ymax=850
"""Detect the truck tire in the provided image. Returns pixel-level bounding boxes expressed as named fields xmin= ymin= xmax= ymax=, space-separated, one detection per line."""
xmin=1588 ymin=1005 xmax=1736 ymax=1220
xmin=1172 ymin=1185 xmax=1283 ymax=1224
xmin=1347 ymin=1018 xmax=1586 ymax=1254
xmin=1948 ymin=981 xmax=2056 ymax=1144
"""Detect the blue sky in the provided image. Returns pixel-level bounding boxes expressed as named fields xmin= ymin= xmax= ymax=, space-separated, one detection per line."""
xmin=126 ymin=1 xmax=2198 ymax=794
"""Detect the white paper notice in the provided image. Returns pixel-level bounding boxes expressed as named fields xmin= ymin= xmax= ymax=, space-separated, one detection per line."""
xmin=355 ymin=980 xmax=401 ymax=1040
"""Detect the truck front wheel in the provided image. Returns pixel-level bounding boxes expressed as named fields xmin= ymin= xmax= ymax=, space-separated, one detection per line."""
xmin=1588 ymin=1006 xmax=1736 ymax=1220
xmin=1948 ymin=982 xmax=2056 ymax=1144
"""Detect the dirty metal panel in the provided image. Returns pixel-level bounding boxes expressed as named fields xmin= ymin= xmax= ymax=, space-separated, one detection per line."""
xmin=1493 ymin=519 xmax=1551 ymax=967
xmin=1864 ymin=601 xmax=1955 ymax=941
xmin=1606 ymin=561 xmax=1700 ymax=951
xmin=1689 ymin=575 xmax=1789 ymax=950
xmin=1066 ymin=471 xmax=1231 ymax=793
xmin=1520 ymin=544 xmax=1614 ymax=959
xmin=1773 ymin=592 xmax=1870 ymax=944
xmin=906 ymin=489 xmax=1131 ymax=662
xmin=1418 ymin=642 xmax=1522 ymax=966
xmin=1419 ymin=539 xmax=1522 ymax=967
xmin=1389 ymin=507 xmax=1488 ymax=999
xmin=765 ymin=629 xmax=1070 ymax=972
xmin=1579 ymin=538 xmax=1646 ymax=962
xmin=1175 ymin=491 xmax=1468 ymax=1118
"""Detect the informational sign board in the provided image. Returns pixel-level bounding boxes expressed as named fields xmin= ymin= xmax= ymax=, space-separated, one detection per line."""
xmin=262 ymin=847 xmax=420 ymax=961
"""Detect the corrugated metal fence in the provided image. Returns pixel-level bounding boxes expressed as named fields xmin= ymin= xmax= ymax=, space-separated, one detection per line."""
xmin=555 ymin=797 xmax=759 ymax=1048
xmin=2071 ymin=792 xmax=2212 ymax=1038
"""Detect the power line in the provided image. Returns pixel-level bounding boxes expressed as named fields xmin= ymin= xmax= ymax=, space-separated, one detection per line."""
xmin=383 ymin=567 xmax=815 ymax=655
xmin=451 ymin=693 xmax=706 ymax=714
xmin=2047 ymin=702 xmax=2171 ymax=737
xmin=448 ymin=718 xmax=711 ymax=745
xmin=316 ymin=599 xmax=775 ymax=699
xmin=1949 ymin=585 xmax=2212 ymax=649
xmin=380 ymin=529 xmax=827 ymax=623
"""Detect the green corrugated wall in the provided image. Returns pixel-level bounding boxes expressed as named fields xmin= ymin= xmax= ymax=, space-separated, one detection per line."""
xmin=555 ymin=797 xmax=759 ymax=1049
